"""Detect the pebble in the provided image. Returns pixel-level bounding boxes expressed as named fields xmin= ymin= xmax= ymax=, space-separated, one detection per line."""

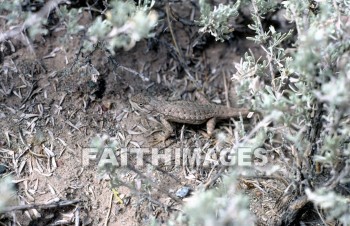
xmin=176 ymin=186 xmax=191 ymax=198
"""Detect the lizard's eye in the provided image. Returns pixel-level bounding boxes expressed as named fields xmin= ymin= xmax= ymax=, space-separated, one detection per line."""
xmin=139 ymin=103 xmax=144 ymax=107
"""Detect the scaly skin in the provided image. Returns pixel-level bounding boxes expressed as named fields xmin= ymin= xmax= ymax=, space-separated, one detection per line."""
xmin=129 ymin=93 xmax=250 ymax=142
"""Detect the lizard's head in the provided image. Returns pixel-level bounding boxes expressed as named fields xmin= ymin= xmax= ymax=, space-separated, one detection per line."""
xmin=129 ymin=94 xmax=153 ymax=113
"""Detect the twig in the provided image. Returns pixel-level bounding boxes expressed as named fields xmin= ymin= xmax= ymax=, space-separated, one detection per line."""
xmin=103 ymin=193 xmax=114 ymax=226
xmin=74 ymin=207 xmax=80 ymax=226
xmin=142 ymin=158 xmax=182 ymax=183
xmin=0 ymin=200 xmax=80 ymax=213
xmin=223 ymin=71 xmax=230 ymax=108
xmin=203 ymin=167 xmax=225 ymax=190
xmin=165 ymin=4 xmax=181 ymax=58
xmin=164 ymin=4 xmax=198 ymax=86
xmin=119 ymin=65 xmax=150 ymax=82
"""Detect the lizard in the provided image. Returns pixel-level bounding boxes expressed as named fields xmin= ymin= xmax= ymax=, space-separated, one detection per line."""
xmin=129 ymin=92 xmax=252 ymax=143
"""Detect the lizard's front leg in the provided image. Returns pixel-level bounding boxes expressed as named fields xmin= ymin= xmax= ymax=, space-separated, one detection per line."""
xmin=150 ymin=116 xmax=174 ymax=145
xmin=160 ymin=116 xmax=174 ymax=140
xmin=206 ymin=117 xmax=216 ymax=137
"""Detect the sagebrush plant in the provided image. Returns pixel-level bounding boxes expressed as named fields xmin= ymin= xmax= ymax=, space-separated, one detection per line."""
xmin=174 ymin=171 xmax=255 ymax=226
xmin=232 ymin=0 xmax=350 ymax=224
xmin=197 ymin=0 xmax=241 ymax=41
xmin=0 ymin=0 xmax=157 ymax=53
xmin=0 ymin=0 xmax=48 ymax=39
xmin=57 ymin=6 xmax=84 ymax=40
xmin=84 ymin=0 xmax=158 ymax=53
xmin=185 ymin=0 xmax=350 ymax=224
xmin=90 ymin=134 xmax=123 ymax=178
xmin=0 ymin=0 xmax=25 ymax=25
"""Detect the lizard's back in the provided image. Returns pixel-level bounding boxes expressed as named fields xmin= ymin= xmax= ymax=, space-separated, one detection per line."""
xmin=157 ymin=100 xmax=249 ymax=124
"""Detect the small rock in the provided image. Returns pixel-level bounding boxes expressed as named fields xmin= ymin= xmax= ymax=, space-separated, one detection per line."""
xmin=176 ymin=186 xmax=190 ymax=198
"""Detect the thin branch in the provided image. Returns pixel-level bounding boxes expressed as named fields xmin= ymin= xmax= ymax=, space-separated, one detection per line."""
xmin=0 ymin=200 xmax=80 ymax=213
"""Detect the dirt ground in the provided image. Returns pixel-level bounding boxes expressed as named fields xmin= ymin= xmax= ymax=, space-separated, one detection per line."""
xmin=0 ymin=1 xmax=297 ymax=225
